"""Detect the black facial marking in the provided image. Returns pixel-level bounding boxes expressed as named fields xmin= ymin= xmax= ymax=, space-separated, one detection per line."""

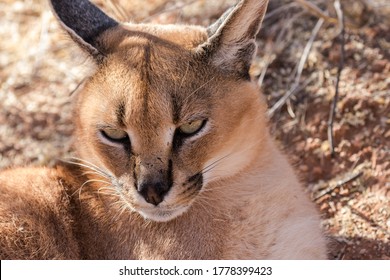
xmin=132 ymin=157 xmax=138 ymax=191
xmin=172 ymin=129 xmax=185 ymax=151
xmin=188 ymin=173 xmax=203 ymax=190
xmin=171 ymin=94 xmax=181 ymax=124
xmin=188 ymin=173 xmax=201 ymax=183
xmin=181 ymin=184 xmax=196 ymax=196
xmin=167 ymin=159 xmax=173 ymax=190
xmin=116 ymin=101 xmax=126 ymax=127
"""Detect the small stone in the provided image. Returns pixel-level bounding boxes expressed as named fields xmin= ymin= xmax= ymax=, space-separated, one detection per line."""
xmin=371 ymin=59 xmax=387 ymax=73
xmin=299 ymin=165 xmax=309 ymax=172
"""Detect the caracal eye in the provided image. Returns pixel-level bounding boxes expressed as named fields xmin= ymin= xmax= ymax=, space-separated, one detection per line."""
xmin=101 ymin=128 xmax=128 ymax=142
xmin=179 ymin=120 xmax=205 ymax=135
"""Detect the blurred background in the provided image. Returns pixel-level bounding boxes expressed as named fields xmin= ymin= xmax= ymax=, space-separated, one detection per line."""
xmin=0 ymin=0 xmax=389 ymax=259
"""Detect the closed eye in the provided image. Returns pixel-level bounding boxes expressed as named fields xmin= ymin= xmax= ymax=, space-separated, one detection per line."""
xmin=100 ymin=128 xmax=130 ymax=144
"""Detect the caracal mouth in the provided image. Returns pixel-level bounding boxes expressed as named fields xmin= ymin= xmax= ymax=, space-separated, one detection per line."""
xmin=137 ymin=205 xmax=189 ymax=222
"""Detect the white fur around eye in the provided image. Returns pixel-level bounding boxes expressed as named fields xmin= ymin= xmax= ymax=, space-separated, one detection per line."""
xmin=182 ymin=120 xmax=210 ymax=143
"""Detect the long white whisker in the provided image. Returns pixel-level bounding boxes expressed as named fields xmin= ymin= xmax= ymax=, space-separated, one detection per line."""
xmin=201 ymin=153 xmax=234 ymax=174
xmin=82 ymin=170 xmax=109 ymax=178
xmin=82 ymin=179 xmax=111 ymax=186
xmin=198 ymin=129 xmax=267 ymax=180
xmin=62 ymin=160 xmax=111 ymax=179
xmin=62 ymin=157 xmax=114 ymax=178
xmin=97 ymin=186 xmax=116 ymax=192
xmin=72 ymin=179 xmax=111 ymax=198
xmin=96 ymin=186 xmax=122 ymax=198
xmin=67 ymin=157 xmax=109 ymax=174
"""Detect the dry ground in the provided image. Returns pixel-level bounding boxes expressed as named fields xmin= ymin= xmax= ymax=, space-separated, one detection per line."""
xmin=0 ymin=0 xmax=389 ymax=259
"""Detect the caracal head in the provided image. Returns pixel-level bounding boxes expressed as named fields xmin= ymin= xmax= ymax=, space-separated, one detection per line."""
xmin=51 ymin=0 xmax=269 ymax=222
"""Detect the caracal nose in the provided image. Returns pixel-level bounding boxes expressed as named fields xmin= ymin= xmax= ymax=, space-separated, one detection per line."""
xmin=137 ymin=181 xmax=170 ymax=206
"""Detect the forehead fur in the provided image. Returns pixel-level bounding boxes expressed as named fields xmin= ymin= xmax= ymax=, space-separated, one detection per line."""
xmin=88 ymin=24 xmax=219 ymax=127
xmin=101 ymin=23 xmax=208 ymax=54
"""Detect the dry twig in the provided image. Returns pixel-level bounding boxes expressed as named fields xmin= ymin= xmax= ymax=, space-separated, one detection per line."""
xmin=268 ymin=18 xmax=324 ymax=118
xmin=327 ymin=0 xmax=345 ymax=157
xmin=313 ymin=171 xmax=363 ymax=201
xmin=294 ymin=0 xmax=338 ymax=25
xmin=350 ymin=206 xmax=390 ymax=235
xmin=258 ymin=12 xmax=303 ymax=87
xmin=142 ymin=0 xmax=199 ymax=23
xmin=263 ymin=2 xmax=298 ymax=21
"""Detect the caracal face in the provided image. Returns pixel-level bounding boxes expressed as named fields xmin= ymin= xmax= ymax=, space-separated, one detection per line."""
xmin=74 ymin=25 xmax=265 ymax=222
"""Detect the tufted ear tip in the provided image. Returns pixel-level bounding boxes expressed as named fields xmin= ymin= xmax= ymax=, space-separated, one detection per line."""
xmin=50 ymin=0 xmax=118 ymax=59
xmin=203 ymin=0 xmax=269 ymax=79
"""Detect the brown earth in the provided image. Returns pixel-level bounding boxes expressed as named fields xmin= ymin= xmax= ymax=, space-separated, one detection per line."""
xmin=0 ymin=0 xmax=389 ymax=259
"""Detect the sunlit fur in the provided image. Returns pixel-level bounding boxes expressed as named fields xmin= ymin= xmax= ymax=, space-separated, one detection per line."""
xmin=0 ymin=0 xmax=327 ymax=259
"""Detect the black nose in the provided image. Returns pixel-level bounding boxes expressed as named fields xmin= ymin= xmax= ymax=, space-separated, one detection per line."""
xmin=137 ymin=181 xmax=170 ymax=206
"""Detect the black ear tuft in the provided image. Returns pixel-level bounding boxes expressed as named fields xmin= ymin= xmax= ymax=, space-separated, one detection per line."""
xmin=50 ymin=0 xmax=118 ymax=59
xmin=202 ymin=0 xmax=269 ymax=79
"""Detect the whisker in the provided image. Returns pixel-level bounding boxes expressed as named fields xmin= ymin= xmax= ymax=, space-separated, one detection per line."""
xmin=72 ymin=178 xmax=111 ymax=198
xmin=118 ymin=204 xmax=129 ymax=216
xmin=67 ymin=157 xmax=109 ymax=174
xmin=179 ymin=63 xmax=190 ymax=89
xmin=97 ymin=186 xmax=116 ymax=193
xmin=197 ymin=127 xmax=267 ymax=179
xmin=183 ymin=77 xmax=215 ymax=103
xmin=201 ymin=153 xmax=233 ymax=174
xmin=82 ymin=170 xmax=108 ymax=178
xmin=63 ymin=160 xmax=109 ymax=179
xmin=62 ymin=157 xmax=113 ymax=180
xmin=96 ymin=186 xmax=122 ymax=198
xmin=82 ymin=179 xmax=111 ymax=187
xmin=113 ymin=187 xmax=135 ymax=213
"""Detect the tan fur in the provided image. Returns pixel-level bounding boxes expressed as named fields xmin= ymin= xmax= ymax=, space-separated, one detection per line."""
xmin=0 ymin=0 xmax=327 ymax=259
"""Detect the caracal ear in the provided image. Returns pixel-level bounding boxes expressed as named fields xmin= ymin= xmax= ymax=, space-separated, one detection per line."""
xmin=203 ymin=0 xmax=269 ymax=79
xmin=50 ymin=0 xmax=118 ymax=61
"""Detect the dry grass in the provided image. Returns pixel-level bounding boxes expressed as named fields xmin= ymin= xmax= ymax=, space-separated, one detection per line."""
xmin=0 ymin=0 xmax=389 ymax=259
